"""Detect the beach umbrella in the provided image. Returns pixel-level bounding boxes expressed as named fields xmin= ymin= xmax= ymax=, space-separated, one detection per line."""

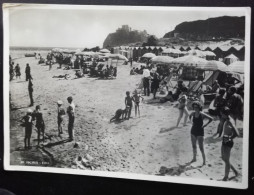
xmin=142 ymin=53 xmax=156 ymax=58
xmin=171 ymin=55 xmax=208 ymax=67
xmin=108 ymin=54 xmax=128 ymax=61
xmin=226 ymin=61 xmax=244 ymax=74
xmin=151 ymin=56 xmax=174 ymax=64
xmin=100 ymin=49 xmax=111 ymax=53
xmin=196 ymin=60 xmax=227 ymax=71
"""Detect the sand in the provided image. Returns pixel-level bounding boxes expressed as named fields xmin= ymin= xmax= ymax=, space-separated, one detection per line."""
xmin=9 ymin=51 xmax=243 ymax=182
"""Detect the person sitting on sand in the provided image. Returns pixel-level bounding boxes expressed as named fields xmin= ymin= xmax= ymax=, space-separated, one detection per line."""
xmin=75 ymin=70 xmax=83 ymax=79
xmin=125 ymin=91 xmax=133 ymax=120
xmin=176 ymin=88 xmax=189 ymax=127
xmin=132 ymin=90 xmax=144 ymax=118
xmin=110 ymin=108 xmax=129 ymax=122
xmin=220 ymin=107 xmax=239 ymax=181
xmin=57 ymin=100 xmax=65 ymax=136
xmin=189 ymin=101 xmax=213 ymax=165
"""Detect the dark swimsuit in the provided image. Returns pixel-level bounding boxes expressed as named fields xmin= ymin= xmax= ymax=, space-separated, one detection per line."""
xmin=191 ymin=113 xmax=204 ymax=137
xmin=222 ymin=135 xmax=234 ymax=148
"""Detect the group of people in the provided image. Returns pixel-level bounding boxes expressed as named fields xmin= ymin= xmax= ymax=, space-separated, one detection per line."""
xmin=21 ymin=96 xmax=76 ymax=149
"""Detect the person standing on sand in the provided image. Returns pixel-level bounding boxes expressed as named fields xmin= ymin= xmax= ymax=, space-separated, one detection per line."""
xmin=15 ymin=63 xmax=21 ymax=79
xmin=125 ymin=91 xmax=133 ymax=120
xmin=176 ymin=89 xmax=189 ymax=127
xmin=25 ymin=63 xmax=31 ymax=81
xmin=28 ymin=78 xmax=34 ymax=106
xmin=21 ymin=109 xmax=33 ymax=149
xmin=219 ymin=107 xmax=239 ymax=181
xmin=132 ymin=90 xmax=144 ymax=117
xmin=57 ymin=100 xmax=65 ymax=136
xmin=189 ymin=101 xmax=213 ymax=165
xmin=66 ymin=96 xmax=75 ymax=141
xmin=33 ymin=105 xmax=45 ymax=146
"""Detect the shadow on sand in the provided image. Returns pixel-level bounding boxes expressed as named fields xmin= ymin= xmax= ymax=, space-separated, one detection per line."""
xmin=157 ymin=161 xmax=204 ymax=176
xmin=44 ymin=139 xmax=70 ymax=148
xmin=11 ymin=106 xmax=29 ymax=111
xmin=204 ymin=135 xmax=222 ymax=144
xmin=159 ymin=126 xmax=178 ymax=133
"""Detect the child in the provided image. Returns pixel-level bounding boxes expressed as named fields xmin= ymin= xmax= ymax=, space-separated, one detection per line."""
xmin=132 ymin=90 xmax=144 ymax=117
xmin=57 ymin=100 xmax=65 ymax=136
xmin=21 ymin=109 xmax=33 ymax=149
xmin=125 ymin=91 xmax=133 ymax=120
xmin=110 ymin=108 xmax=128 ymax=122
xmin=220 ymin=107 xmax=239 ymax=181
xmin=176 ymin=88 xmax=189 ymax=127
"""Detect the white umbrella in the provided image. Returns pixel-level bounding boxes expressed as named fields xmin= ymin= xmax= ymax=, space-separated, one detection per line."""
xmin=108 ymin=54 xmax=128 ymax=61
xmin=142 ymin=53 xmax=156 ymax=58
xmin=172 ymin=55 xmax=208 ymax=67
xmin=151 ymin=56 xmax=174 ymax=64
xmin=100 ymin=49 xmax=111 ymax=53
xmin=196 ymin=60 xmax=227 ymax=71
xmin=226 ymin=61 xmax=244 ymax=74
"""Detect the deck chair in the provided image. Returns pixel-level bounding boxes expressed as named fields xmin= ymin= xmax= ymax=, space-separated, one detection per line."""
xmin=187 ymin=80 xmax=203 ymax=98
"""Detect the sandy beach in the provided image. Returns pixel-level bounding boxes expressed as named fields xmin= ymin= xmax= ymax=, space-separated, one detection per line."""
xmin=9 ymin=50 xmax=243 ymax=182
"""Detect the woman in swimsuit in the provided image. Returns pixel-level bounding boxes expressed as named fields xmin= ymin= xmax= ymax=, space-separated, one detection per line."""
xmin=189 ymin=101 xmax=213 ymax=165
xmin=220 ymin=107 xmax=239 ymax=181
xmin=176 ymin=88 xmax=189 ymax=127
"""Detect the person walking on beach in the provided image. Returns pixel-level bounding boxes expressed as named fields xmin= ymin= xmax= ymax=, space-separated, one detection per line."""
xmin=28 ymin=78 xmax=34 ymax=106
xmin=57 ymin=100 xmax=65 ymax=136
xmin=66 ymin=96 xmax=75 ymax=141
xmin=132 ymin=90 xmax=144 ymax=117
xmin=33 ymin=105 xmax=45 ymax=146
xmin=189 ymin=101 xmax=213 ymax=165
xmin=25 ymin=63 xmax=31 ymax=81
xmin=151 ymin=72 xmax=161 ymax=99
xmin=15 ymin=63 xmax=21 ymax=79
xmin=125 ymin=91 xmax=133 ymax=120
xmin=220 ymin=107 xmax=239 ymax=181
xmin=21 ymin=109 xmax=33 ymax=149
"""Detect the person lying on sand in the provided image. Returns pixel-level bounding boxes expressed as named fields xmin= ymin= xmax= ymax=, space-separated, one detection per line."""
xmin=110 ymin=108 xmax=129 ymax=122
xmin=52 ymin=74 xmax=70 ymax=80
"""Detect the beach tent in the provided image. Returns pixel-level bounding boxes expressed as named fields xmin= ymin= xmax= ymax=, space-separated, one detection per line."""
xmin=188 ymin=50 xmax=206 ymax=58
xmin=224 ymin=54 xmax=239 ymax=65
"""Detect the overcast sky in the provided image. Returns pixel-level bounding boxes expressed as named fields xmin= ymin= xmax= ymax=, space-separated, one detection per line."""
xmin=7 ymin=5 xmax=246 ymax=48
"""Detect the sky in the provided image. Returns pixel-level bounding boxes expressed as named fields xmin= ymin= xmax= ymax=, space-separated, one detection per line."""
xmin=7 ymin=5 xmax=246 ymax=48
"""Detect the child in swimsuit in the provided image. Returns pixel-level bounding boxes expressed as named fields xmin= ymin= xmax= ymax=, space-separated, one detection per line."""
xmin=176 ymin=93 xmax=189 ymax=127
xmin=220 ymin=107 xmax=239 ymax=181
xmin=132 ymin=90 xmax=144 ymax=117
xmin=125 ymin=91 xmax=133 ymax=120
xmin=189 ymin=101 xmax=213 ymax=165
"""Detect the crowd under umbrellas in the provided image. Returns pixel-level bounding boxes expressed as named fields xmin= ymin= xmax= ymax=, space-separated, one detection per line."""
xmin=9 ymin=46 xmax=244 ymax=181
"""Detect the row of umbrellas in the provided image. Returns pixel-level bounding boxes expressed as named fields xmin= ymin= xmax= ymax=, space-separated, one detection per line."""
xmin=52 ymin=48 xmax=128 ymax=61
xmin=142 ymin=52 xmax=244 ymax=74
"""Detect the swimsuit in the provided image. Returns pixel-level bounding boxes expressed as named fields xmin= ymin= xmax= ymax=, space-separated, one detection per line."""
xmin=191 ymin=113 xmax=204 ymax=136
xmin=222 ymin=135 xmax=234 ymax=148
